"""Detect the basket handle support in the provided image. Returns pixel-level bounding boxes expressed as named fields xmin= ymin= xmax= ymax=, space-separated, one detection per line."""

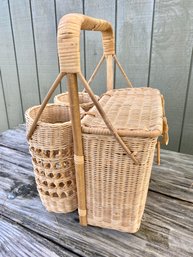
xmin=78 ymin=72 xmax=139 ymax=164
xmin=27 ymin=72 xmax=65 ymax=140
xmin=58 ymin=13 xmax=138 ymax=226
xmin=67 ymin=73 xmax=87 ymax=226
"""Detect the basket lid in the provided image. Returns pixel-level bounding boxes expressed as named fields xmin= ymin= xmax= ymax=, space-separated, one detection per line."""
xmin=81 ymin=88 xmax=163 ymax=138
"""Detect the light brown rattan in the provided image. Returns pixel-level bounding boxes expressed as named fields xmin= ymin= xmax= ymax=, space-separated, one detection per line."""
xmin=26 ymin=13 xmax=169 ymax=231
xmin=25 ymin=104 xmax=77 ymax=213
xmin=81 ymin=87 xmax=163 ymax=232
xmin=82 ymin=88 xmax=163 ymax=137
xmin=83 ymin=135 xmax=157 ymax=232
xmin=58 ymin=13 xmax=114 ymax=73
xmin=54 ymin=92 xmax=99 ymax=112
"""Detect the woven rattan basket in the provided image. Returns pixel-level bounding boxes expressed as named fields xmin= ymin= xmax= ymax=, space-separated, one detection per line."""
xmin=27 ymin=13 xmax=169 ymax=232
xmin=25 ymin=104 xmax=77 ymax=213
xmin=54 ymin=92 xmax=99 ymax=112
xmin=81 ymin=88 xmax=164 ymax=232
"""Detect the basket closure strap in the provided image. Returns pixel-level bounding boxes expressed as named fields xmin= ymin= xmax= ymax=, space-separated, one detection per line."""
xmin=161 ymin=95 xmax=169 ymax=145
xmin=78 ymin=72 xmax=139 ymax=165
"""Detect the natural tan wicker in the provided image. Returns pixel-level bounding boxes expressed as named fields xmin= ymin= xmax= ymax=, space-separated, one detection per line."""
xmin=81 ymin=88 xmax=163 ymax=232
xmin=27 ymin=13 xmax=169 ymax=232
xmin=25 ymin=104 xmax=77 ymax=213
xmin=54 ymin=92 xmax=99 ymax=112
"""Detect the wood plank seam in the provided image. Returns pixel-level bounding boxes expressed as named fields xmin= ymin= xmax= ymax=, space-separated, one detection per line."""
xmin=178 ymin=47 xmax=193 ymax=152
xmin=0 ymin=69 xmax=10 ymax=128
xmin=28 ymin=0 xmax=41 ymax=105
xmin=0 ymin=214 xmax=80 ymax=257
xmin=147 ymin=0 xmax=156 ymax=87
xmin=7 ymin=0 xmax=24 ymax=121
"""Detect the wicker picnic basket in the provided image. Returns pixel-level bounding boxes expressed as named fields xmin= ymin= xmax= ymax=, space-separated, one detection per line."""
xmin=27 ymin=13 xmax=169 ymax=233
xmin=25 ymin=104 xmax=77 ymax=213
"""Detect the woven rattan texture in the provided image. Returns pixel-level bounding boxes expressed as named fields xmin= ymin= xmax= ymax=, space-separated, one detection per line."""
xmin=25 ymin=104 xmax=77 ymax=213
xmin=81 ymin=87 xmax=163 ymax=232
xmin=83 ymin=134 xmax=157 ymax=233
xmin=82 ymin=88 xmax=163 ymax=137
xmin=58 ymin=13 xmax=114 ymax=73
xmin=54 ymin=92 xmax=99 ymax=112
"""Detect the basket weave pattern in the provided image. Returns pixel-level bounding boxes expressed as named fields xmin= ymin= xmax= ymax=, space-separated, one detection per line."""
xmin=25 ymin=13 xmax=168 ymax=231
xmin=83 ymin=135 xmax=157 ymax=232
xmin=25 ymin=104 xmax=77 ymax=213
xmin=54 ymin=92 xmax=99 ymax=112
xmin=81 ymin=88 xmax=162 ymax=232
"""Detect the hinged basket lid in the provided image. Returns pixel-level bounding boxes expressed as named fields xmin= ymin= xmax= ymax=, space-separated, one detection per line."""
xmin=81 ymin=87 xmax=163 ymax=138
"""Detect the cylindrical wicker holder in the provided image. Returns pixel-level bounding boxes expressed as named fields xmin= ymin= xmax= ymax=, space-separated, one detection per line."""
xmin=54 ymin=92 xmax=99 ymax=112
xmin=25 ymin=104 xmax=77 ymax=213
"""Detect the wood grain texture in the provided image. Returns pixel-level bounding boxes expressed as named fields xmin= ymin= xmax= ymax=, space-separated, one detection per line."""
xmin=0 ymin=127 xmax=193 ymax=256
xmin=152 ymin=149 xmax=193 ymax=203
xmin=0 ymin=0 xmax=23 ymax=127
xmin=56 ymin=0 xmax=84 ymax=91
xmin=9 ymin=0 xmax=40 ymax=112
xmin=149 ymin=0 xmax=193 ymax=151
xmin=0 ymin=125 xmax=28 ymax=153
xmin=0 ymin=216 xmax=78 ymax=257
xmin=31 ymin=0 xmax=60 ymax=102
xmin=0 ymin=71 xmax=8 ymax=132
xmin=180 ymin=50 xmax=193 ymax=154
xmin=84 ymin=0 xmax=116 ymax=95
xmin=115 ymin=0 xmax=154 ymax=88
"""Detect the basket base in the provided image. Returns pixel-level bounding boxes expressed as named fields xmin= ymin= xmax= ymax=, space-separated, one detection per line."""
xmin=87 ymin=219 xmax=141 ymax=233
xmin=40 ymin=195 xmax=77 ymax=213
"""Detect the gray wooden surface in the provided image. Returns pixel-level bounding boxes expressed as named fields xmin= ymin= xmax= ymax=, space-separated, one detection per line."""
xmin=0 ymin=125 xmax=193 ymax=257
xmin=0 ymin=0 xmax=193 ymax=154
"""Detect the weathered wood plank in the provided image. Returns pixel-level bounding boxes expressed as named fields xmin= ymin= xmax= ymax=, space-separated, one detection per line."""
xmin=151 ymin=149 xmax=193 ymax=203
xmin=149 ymin=0 xmax=193 ymax=151
xmin=0 ymin=0 xmax=23 ymax=127
xmin=0 ymin=154 xmax=193 ymax=256
xmin=0 ymin=71 xmax=8 ymax=132
xmin=56 ymin=0 xmax=84 ymax=91
xmin=0 ymin=125 xmax=28 ymax=153
xmin=115 ymin=0 xmax=154 ymax=88
xmin=84 ymin=0 xmax=116 ymax=95
xmin=180 ymin=50 xmax=193 ymax=155
xmin=9 ymin=0 xmax=40 ymax=112
xmin=0 ymin=216 xmax=78 ymax=257
xmin=31 ymin=0 xmax=60 ymax=102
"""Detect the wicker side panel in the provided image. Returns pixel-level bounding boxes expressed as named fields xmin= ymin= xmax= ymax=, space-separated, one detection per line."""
xmin=83 ymin=134 xmax=157 ymax=233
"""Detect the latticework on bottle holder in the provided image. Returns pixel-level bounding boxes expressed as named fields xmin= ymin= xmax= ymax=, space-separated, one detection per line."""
xmin=25 ymin=104 xmax=77 ymax=213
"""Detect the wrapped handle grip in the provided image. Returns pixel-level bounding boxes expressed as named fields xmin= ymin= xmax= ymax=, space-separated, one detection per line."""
xmin=58 ymin=13 xmax=115 ymax=73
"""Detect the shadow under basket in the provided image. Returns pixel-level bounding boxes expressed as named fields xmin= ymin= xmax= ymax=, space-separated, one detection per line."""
xmin=25 ymin=104 xmax=77 ymax=213
xmin=54 ymin=92 xmax=99 ymax=112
